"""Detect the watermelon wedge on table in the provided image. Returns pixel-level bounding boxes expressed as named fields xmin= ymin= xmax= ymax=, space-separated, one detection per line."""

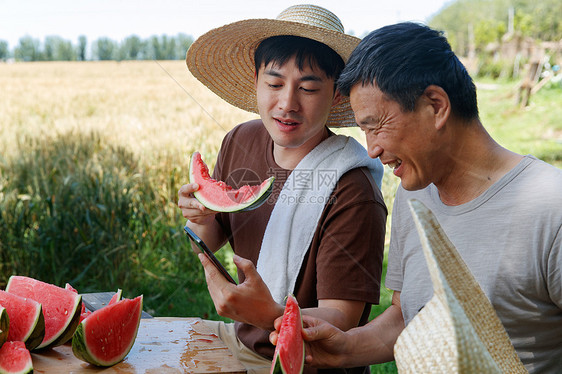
xmin=65 ymin=284 xmax=122 ymax=322
xmin=0 ymin=290 xmax=45 ymax=351
xmin=0 ymin=341 xmax=33 ymax=374
xmin=72 ymin=295 xmax=143 ymax=367
xmin=0 ymin=307 xmax=8 ymax=347
xmin=271 ymin=295 xmax=304 ymax=374
xmin=65 ymin=283 xmax=91 ymax=322
xmin=6 ymin=276 xmax=82 ymax=350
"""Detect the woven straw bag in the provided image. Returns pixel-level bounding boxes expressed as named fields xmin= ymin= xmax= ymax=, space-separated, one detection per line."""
xmin=394 ymin=199 xmax=528 ymax=373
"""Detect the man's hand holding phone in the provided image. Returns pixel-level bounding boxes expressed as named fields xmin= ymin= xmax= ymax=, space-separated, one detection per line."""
xmin=184 ymin=225 xmax=237 ymax=284
xmin=185 ymin=225 xmax=283 ymax=329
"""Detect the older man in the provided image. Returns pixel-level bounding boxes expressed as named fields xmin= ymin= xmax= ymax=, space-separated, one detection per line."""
xmin=272 ymin=22 xmax=562 ymax=374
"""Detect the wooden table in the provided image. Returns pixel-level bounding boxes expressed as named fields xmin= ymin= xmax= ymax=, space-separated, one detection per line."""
xmin=32 ymin=317 xmax=247 ymax=373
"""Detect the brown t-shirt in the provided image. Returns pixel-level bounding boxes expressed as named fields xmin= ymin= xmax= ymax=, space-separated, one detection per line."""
xmin=213 ymin=120 xmax=387 ymax=373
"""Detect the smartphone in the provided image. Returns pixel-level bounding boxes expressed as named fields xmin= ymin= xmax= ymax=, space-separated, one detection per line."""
xmin=183 ymin=225 xmax=237 ymax=284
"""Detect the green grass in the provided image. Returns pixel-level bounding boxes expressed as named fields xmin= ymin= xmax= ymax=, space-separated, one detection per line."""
xmin=0 ymin=131 xmax=225 ymax=321
xmin=0 ymin=78 xmax=560 ymax=374
xmin=477 ymin=80 xmax=562 ymax=165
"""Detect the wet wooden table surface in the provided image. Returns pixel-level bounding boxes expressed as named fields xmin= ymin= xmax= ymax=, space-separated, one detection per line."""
xmin=32 ymin=317 xmax=247 ymax=373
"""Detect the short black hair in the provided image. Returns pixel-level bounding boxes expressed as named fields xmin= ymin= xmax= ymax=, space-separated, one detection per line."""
xmin=338 ymin=22 xmax=478 ymax=121
xmin=254 ymin=35 xmax=344 ymax=81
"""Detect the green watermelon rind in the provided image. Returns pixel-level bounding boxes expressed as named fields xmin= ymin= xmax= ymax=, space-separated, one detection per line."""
xmin=48 ymin=296 xmax=82 ymax=347
xmin=239 ymin=180 xmax=274 ymax=211
xmin=189 ymin=152 xmax=275 ymax=213
xmin=35 ymin=292 xmax=81 ymax=350
xmin=271 ymin=295 xmax=305 ymax=374
xmin=0 ymin=307 xmax=8 ymax=347
xmin=72 ymin=295 xmax=143 ymax=367
xmin=271 ymin=334 xmax=305 ymax=374
xmin=23 ymin=306 xmax=45 ymax=351
xmin=196 ymin=176 xmax=274 ymax=212
xmin=271 ymin=356 xmax=283 ymax=374
xmin=0 ymin=341 xmax=33 ymax=374
xmin=6 ymin=276 xmax=83 ymax=350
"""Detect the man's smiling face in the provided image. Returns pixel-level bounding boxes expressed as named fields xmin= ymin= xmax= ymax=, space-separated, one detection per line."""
xmin=350 ymin=82 xmax=441 ymax=191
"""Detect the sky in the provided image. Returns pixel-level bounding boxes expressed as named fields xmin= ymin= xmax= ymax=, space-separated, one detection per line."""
xmin=0 ymin=0 xmax=453 ymax=48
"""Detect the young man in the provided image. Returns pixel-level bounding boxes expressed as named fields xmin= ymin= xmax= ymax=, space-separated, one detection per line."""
xmin=178 ymin=5 xmax=387 ymax=374
xmin=273 ymin=22 xmax=562 ymax=373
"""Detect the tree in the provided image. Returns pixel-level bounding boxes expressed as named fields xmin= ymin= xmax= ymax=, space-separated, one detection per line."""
xmin=119 ymin=35 xmax=144 ymax=60
xmin=77 ymin=35 xmax=88 ymax=61
xmin=175 ymin=33 xmax=194 ymax=60
xmin=14 ymin=36 xmax=42 ymax=61
xmin=429 ymin=0 xmax=562 ymax=56
xmin=164 ymin=36 xmax=177 ymax=60
xmin=6 ymin=32 xmax=195 ymax=62
xmin=473 ymin=19 xmax=506 ymax=51
xmin=148 ymin=35 xmax=162 ymax=60
xmin=0 ymin=40 xmax=9 ymax=61
xmin=44 ymin=36 xmax=76 ymax=61
xmin=93 ymin=37 xmax=117 ymax=60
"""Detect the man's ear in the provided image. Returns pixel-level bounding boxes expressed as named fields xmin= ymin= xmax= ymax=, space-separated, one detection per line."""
xmin=332 ymin=89 xmax=343 ymax=108
xmin=423 ymin=85 xmax=450 ymax=130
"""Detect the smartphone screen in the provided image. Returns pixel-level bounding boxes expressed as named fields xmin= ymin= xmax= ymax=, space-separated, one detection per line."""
xmin=183 ymin=225 xmax=237 ymax=284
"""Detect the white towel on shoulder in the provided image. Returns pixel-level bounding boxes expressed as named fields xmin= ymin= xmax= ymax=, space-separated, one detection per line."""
xmin=256 ymin=134 xmax=384 ymax=304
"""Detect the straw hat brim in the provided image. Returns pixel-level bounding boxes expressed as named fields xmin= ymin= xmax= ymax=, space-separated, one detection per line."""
xmin=186 ymin=18 xmax=361 ymax=128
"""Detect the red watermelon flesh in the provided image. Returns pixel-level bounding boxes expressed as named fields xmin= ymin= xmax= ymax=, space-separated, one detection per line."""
xmin=108 ymin=289 xmax=122 ymax=305
xmin=271 ymin=295 xmax=304 ymax=374
xmin=72 ymin=295 xmax=143 ymax=367
xmin=65 ymin=285 xmax=122 ymax=322
xmin=189 ymin=152 xmax=274 ymax=212
xmin=65 ymin=283 xmax=89 ymax=321
xmin=0 ymin=341 xmax=33 ymax=374
xmin=0 ymin=290 xmax=45 ymax=351
xmin=64 ymin=283 xmax=78 ymax=294
xmin=6 ymin=276 xmax=82 ymax=350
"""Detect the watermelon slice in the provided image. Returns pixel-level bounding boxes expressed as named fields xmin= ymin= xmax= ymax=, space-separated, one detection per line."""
xmin=6 ymin=276 xmax=82 ymax=350
xmin=0 ymin=341 xmax=33 ymax=374
xmin=0 ymin=307 xmax=8 ymax=347
xmin=72 ymin=295 xmax=143 ymax=367
xmin=64 ymin=283 xmax=78 ymax=294
xmin=65 ymin=283 xmax=91 ymax=322
xmin=0 ymin=290 xmax=45 ymax=351
xmin=65 ymin=285 xmax=122 ymax=322
xmin=106 ymin=289 xmax=123 ymax=305
xmin=271 ymin=295 xmax=304 ymax=374
xmin=189 ymin=152 xmax=274 ymax=212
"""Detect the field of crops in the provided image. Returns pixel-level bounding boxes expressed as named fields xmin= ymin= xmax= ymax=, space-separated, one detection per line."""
xmin=1 ymin=61 xmax=561 ymax=373
xmin=0 ymin=61 xmax=254 ymax=318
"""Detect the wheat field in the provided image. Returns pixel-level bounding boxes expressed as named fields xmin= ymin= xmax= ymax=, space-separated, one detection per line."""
xmin=1 ymin=61 xmax=256 ymax=166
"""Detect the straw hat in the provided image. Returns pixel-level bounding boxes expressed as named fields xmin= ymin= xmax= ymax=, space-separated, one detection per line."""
xmin=186 ymin=4 xmax=361 ymax=127
xmin=394 ymin=199 xmax=527 ymax=373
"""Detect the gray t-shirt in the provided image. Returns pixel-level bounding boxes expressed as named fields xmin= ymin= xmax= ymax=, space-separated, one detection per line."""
xmin=386 ymin=155 xmax=562 ymax=373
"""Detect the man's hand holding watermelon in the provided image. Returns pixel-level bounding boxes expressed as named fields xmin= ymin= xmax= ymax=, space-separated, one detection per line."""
xmin=178 ymin=182 xmax=228 ymax=255
xmin=199 ymin=249 xmax=367 ymax=334
xmin=178 ymin=183 xmax=216 ymax=225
